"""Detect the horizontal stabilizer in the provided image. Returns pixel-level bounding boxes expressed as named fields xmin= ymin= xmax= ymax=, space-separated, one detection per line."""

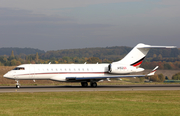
xmin=138 ymin=45 xmax=176 ymax=49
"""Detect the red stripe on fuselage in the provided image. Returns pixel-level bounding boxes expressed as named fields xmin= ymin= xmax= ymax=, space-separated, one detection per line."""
xmin=17 ymin=72 xmax=109 ymax=76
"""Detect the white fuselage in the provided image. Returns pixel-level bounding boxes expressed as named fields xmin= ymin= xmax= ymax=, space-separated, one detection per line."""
xmin=3 ymin=63 xmax=144 ymax=82
xmin=3 ymin=43 xmax=176 ymax=88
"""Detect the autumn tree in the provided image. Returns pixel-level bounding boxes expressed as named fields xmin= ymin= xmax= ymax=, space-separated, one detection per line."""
xmin=172 ymin=72 xmax=180 ymax=80
xmin=150 ymin=74 xmax=160 ymax=82
xmin=150 ymin=74 xmax=165 ymax=82
xmin=11 ymin=50 xmax=14 ymax=57
xmin=87 ymin=57 xmax=102 ymax=63
xmin=153 ymin=54 xmax=157 ymax=58
xmin=35 ymin=52 xmax=39 ymax=63
xmin=158 ymin=54 xmax=162 ymax=60
xmin=10 ymin=59 xmax=21 ymax=66
xmin=158 ymin=74 xmax=165 ymax=82
xmin=139 ymin=77 xmax=145 ymax=83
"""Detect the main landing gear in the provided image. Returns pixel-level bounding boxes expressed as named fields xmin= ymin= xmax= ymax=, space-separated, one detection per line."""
xmin=81 ymin=82 xmax=88 ymax=87
xmin=90 ymin=82 xmax=97 ymax=87
xmin=81 ymin=82 xmax=97 ymax=87
xmin=15 ymin=80 xmax=20 ymax=89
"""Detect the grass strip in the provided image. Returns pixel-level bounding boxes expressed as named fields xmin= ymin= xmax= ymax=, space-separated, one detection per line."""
xmin=0 ymin=91 xmax=180 ymax=116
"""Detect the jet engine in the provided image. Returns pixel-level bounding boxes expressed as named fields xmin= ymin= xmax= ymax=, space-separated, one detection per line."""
xmin=108 ymin=63 xmax=144 ymax=74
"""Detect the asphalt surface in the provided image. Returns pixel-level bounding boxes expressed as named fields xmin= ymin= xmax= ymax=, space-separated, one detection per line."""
xmin=0 ymin=84 xmax=180 ymax=92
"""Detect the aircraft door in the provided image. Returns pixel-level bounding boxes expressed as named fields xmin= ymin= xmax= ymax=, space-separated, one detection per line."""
xmin=29 ymin=65 xmax=35 ymax=78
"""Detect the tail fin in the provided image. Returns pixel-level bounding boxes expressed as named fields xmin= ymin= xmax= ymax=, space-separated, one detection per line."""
xmin=114 ymin=43 xmax=176 ymax=67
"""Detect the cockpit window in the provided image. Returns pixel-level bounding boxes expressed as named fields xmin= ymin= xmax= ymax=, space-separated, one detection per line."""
xmin=13 ymin=67 xmax=25 ymax=70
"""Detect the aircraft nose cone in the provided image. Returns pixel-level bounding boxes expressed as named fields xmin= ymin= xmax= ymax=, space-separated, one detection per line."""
xmin=3 ymin=73 xmax=8 ymax=78
xmin=3 ymin=73 xmax=13 ymax=79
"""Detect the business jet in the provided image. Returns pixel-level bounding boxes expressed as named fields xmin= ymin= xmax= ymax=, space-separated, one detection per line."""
xmin=3 ymin=43 xmax=176 ymax=88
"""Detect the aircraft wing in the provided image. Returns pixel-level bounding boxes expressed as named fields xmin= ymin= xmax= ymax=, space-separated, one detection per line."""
xmin=66 ymin=66 xmax=158 ymax=81
xmin=66 ymin=75 xmax=145 ymax=81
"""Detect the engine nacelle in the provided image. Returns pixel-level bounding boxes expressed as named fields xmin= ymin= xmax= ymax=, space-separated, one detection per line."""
xmin=108 ymin=63 xmax=144 ymax=74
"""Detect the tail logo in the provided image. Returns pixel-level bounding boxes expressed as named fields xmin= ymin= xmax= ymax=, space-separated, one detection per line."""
xmin=131 ymin=57 xmax=145 ymax=67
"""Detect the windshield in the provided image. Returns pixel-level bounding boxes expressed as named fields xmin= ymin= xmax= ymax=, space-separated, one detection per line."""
xmin=13 ymin=67 xmax=25 ymax=70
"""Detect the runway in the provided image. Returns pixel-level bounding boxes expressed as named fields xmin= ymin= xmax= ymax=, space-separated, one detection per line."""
xmin=0 ymin=84 xmax=180 ymax=92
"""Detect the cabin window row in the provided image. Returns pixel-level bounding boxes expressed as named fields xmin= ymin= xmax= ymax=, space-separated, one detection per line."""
xmin=37 ymin=68 xmax=93 ymax=72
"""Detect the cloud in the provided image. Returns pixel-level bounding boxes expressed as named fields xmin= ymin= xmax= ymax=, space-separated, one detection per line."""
xmin=0 ymin=0 xmax=143 ymax=15
xmin=142 ymin=0 xmax=180 ymax=18
xmin=0 ymin=8 xmax=75 ymax=26
xmin=0 ymin=8 xmax=114 ymax=50
xmin=0 ymin=1 xmax=179 ymax=51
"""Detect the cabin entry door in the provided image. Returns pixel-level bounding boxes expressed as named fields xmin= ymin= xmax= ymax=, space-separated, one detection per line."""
xmin=29 ymin=66 xmax=35 ymax=78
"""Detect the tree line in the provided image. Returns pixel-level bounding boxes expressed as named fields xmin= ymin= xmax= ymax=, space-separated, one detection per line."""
xmin=40 ymin=47 xmax=180 ymax=60
xmin=0 ymin=46 xmax=180 ymax=70
xmin=1 ymin=49 xmax=180 ymax=82
xmin=0 ymin=47 xmax=45 ymax=56
xmin=0 ymin=51 xmax=180 ymax=70
xmin=1 ymin=46 xmax=179 ymax=60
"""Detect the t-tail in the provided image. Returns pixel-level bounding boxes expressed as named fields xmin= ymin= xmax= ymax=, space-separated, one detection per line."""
xmin=113 ymin=43 xmax=176 ymax=67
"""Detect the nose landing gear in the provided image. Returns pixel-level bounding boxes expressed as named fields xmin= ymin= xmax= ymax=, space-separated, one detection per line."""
xmin=15 ymin=80 xmax=20 ymax=89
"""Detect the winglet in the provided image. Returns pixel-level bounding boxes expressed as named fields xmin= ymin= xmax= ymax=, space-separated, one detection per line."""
xmin=147 ymin=66 xmax=159 ymax=76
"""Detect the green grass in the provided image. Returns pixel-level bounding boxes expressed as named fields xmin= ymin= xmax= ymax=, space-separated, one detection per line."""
xmin=0 ymin=91 xmax=180 ymax=116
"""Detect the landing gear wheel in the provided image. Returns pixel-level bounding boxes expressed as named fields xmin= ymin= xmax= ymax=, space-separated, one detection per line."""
xmin=91 ymin=82 xmax=97 ymax=87
xmin=16 ymin=85 xmax=20 ymax=89
xmin=81 ymin=82 xmax=88 ymax=87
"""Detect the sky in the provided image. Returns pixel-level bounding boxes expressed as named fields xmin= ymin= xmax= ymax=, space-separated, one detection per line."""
xmin=0 ymin=0 xmax=180 ymax=51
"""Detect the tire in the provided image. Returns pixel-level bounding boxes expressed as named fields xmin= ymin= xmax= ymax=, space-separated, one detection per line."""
xmin=16 ymin=85 xmax=20 ymax=89
xmin=91 ymin=82 xmax=97 ymax=87
xmin=81 ymin=82 xmax=88 ymax=87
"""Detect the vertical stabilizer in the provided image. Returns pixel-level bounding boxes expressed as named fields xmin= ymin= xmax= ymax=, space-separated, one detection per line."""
xmin=114 ymin=43 xmax=176 ymax=67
